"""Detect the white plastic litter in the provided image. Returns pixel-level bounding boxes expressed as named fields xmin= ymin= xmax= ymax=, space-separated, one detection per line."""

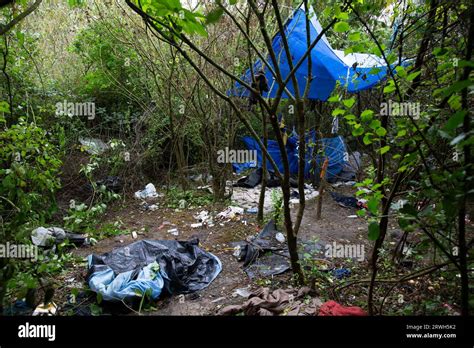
xmin=232 ymin=287 xmax=251 ymax=298
xmin=191 ymin=223 xmax=203 ymax=228
xmin=168 ymin=228 xmax=179 ymax=236
xmin=216 ymin=206 xmax=244 ymax=220
xmin=194 ymin=210 xmax=210 ymax=222
xmin=32 ymin=302 xmax=57 ymax=316
xmin=233 ymin=186 xmax=319 ymax=213
xmin=134 ymin=183 xmax=161 ymax=199
xmin=79 ymin=137 xmax=108 ymax=155
xmin=233 ymin=245 xmax=241 ymax=258
xmin=275 ymin=232 xmax=286 ymax=243
xmin=131 ymin=231 xmax=138 ymax=239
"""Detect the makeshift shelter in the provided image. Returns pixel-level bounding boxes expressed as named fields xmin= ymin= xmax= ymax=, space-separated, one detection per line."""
xmin=233 ymin=131 xmax=347 ymax=181
xmin=230 ymin=4 xmax=405 ymax=178
xmin=229 ymin=4 xmax=404 ymax=100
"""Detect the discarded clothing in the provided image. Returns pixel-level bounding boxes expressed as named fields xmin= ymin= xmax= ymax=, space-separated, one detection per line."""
xmin=330 ymin=192 xmax=366 ymax=209
xmin=220 ymin=287 xmax=321 ymax=316
xmin=319 ymin=300 xmax=367 ymax=316
xmin=31 ymin=227 xmax=87 ymax=247
xmin=87 ymin=239 xmax=222 ymax=302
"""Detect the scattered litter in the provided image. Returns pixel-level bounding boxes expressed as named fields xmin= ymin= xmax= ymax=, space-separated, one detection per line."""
xmin=31 ymin=227 xmax=87 ymax=247
xmin=168 ymin=228 xmax=179 ymax=236
xmin=178 ymin=199 xmax=187 ymax=209
xmin=347 ymin=215 xmax=358 ymax=218
xmin=134 ymin=183 xmax=162 ymax=200
xmin=390 ymin=199 xmax=408 ymax=211
xmin=79 ymin=137 xmax=108 ymax=155
xmin=275 ymin=232 xmax=286 ymax=243
xmin=142 ymin=203 xmax=159 ymax=211
xmin=217 ymin=206 xmax=244 ymax=220
xmin=194 ymin=210 xmax=210 ymax=222
xmin=318 ymin=300 xmax=366 ymax=316
xmin=211 ymin=296 xmax=226 ymax=303
xmin=332 ymin=181 xmax=356 ymax=187
xmin=32 ymin=302 xmax=58 ymax=316
xmin=87 ymin=239 xmax=222 ymax=301
xmin=330 ymin=192 xmax=366 ymax=209
xmin=131 ymin=231 xmax=138 ymax=239
xmin=232 ymin=220 xmax=290 ymax=279
xmin=158 ymin=221 xmax=172 ymax=230
xmin=232 ymin=287 xmax=252 ymax=298
xmin=233 ymin=185 xmax=319 ymax=213
xmin=190 ymin=223 xmax=203 ymax=228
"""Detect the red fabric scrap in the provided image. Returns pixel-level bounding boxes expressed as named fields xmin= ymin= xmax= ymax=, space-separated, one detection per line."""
xmin=319 ymin=300 xmax=367 ymax=316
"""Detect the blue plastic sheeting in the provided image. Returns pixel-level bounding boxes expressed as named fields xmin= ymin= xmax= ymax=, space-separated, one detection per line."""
xmin=229 ymin=5 xmax=406 ymax=101
xmin=87 ymin=239 xmax=222 ymax=302
xmin=233 ymin=132 xmax=347 ymax=181
xmin=88 ymin=260 xmax=164 ymax=302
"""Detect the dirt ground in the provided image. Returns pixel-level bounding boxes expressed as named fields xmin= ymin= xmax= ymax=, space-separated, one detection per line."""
xmin=58 ymin=182 xmax=384 ymax=316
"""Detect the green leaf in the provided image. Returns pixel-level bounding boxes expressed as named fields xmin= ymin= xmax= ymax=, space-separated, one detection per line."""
xmin=395 ymin=66 xmax=407 ymax=78
xmin=334 ymin=21 xmax=350 ymax=33
xmin=369 ymin=119 xmax=381 ymax=129
xmin=368 ymin=222 xmax=380 ymax=241
xmin=443 ymin=110 xmax=466 ymax=132
xmin=406 ymin=70 xmax=421 ymax=82
xmin=383 ymin=84 xmax=396 ymax=94
xmin=206 ymin=7 xmax=224 ymax=25
xmin=367 ymin=198 xmax=379 ymax=215
xmin=375 ymin=127 xmax=387 ymax=136
xmin=361 ymin=109 xmax=374 ymax=121
xmin=344 ymin=114 xmax=356 ymax=120
xmin=397 ymin=129 xmax=407 ymax=137
xmin=343 ymin=97 xmax=356 ymax=108
xmin=441 ymin=80 xmax=473 ymax=98
xmin=348 ymin=32 xmax=360 ymax=41
xmin=352 ymin=124 xmax=364 ymax=136
xmin=380 ymin=145 xmax=390 ymax=155
xmin=363 ymin=133 xmax=373 ymax=145
xmin=400 ymin=204 xmax=418 ymax=217
xmin=332 ymin=108 xmax=345 ymax=116
xmin=336 ymin=12 xmax=349 ymax=20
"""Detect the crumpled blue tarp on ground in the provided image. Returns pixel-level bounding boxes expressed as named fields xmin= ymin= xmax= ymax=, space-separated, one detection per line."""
xmin=87 ymin=239 xmax=222 ymax=302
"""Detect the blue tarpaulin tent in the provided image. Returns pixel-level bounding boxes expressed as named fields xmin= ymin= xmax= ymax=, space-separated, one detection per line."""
xmin=230 ymin=5 xmax=405 ymax=179
xmin=229 ymin=4 xmax=401 ymax=101
xmin=233 ymin=132 xmax=347 ymax=181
